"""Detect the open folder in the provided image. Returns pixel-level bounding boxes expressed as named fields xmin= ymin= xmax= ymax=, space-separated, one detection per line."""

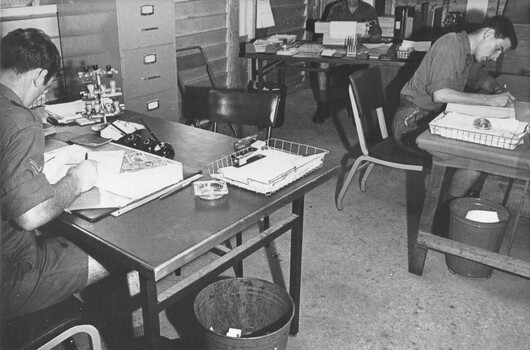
xmin=44 ymin=143 xmax=186 ymax=221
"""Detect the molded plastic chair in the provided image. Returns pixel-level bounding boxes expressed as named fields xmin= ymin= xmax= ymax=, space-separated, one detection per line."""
xmin=208 ymin=89 xmax=281 ymax=140
xmin=2 ymin=296 xmax=102 ymax=350
xmin=336 ymin=67 xmax=425 ymax=210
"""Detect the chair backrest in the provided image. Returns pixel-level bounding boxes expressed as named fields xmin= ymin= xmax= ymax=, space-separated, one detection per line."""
xmin=208 ymin=89 xmax=280 ymax=140
xmin=176 ymin=45 xmax=219 ymax=92
xmin=348 ymin=66 xmax=389 ymax=155
xmin=176 ymin=46 xmax=219 ymax=125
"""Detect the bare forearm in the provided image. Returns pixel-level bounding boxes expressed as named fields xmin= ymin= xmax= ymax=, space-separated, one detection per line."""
xmin=433 ymin=88 xmax=515 ymax=107
xmin=16 ymin=173 xmax=82 ymax=230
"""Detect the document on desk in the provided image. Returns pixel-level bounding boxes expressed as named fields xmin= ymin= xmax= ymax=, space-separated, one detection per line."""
xmin=218 ymin=149 xmax=323 ymax=185
xmin=44 ymin=144 xmax=183 ymax=213
xmin=446 ymin=103 xmax=516 ymax=119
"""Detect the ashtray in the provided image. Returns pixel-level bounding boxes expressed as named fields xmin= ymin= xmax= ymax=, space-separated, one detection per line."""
xmin=193 ymin=180 xmax=228 ymax=200
xmin=473 ymin=118 xmax=492 ymax=130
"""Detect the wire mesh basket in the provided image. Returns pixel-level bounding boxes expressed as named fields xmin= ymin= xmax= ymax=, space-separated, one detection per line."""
xmin=207 ymin=139 xmax=329 ymax=195
xmin=429 ymin=115 xmax=528 ymax=150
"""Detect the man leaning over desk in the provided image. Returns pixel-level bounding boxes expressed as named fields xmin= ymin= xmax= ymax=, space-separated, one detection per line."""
xmin=311 ymin=0 xmax=382 ymax=123
xmin=0 ymin=28 xmax=109 ymax=319
xmin=392 ymin=16 xmax=518 ymax=202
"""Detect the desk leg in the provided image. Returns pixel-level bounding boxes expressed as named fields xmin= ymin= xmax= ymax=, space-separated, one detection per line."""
xmin=409 ymin=164 xmax=446 ymax=275
xmin=257 ymin=60 xmax=264 ymax=90
xmin=289 ymin=196 xmax=304 ymax=336
xmin=277 ymin=62 xmax=286 ymax=86
xmin=140 ymin=275 xmax=162 ymax=349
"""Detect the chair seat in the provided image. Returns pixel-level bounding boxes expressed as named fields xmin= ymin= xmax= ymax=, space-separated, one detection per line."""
xmin=3 ymin=296 xmax=89 ymax=350
xmin=369 ymin=136 xmax=426 ymax=167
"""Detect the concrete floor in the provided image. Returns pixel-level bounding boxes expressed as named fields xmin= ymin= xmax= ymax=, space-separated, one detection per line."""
xmin=77 ymin=87 xmax=530 ymax=349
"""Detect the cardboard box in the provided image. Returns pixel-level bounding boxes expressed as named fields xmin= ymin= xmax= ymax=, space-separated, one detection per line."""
xmin=245 ymin=39 xmax=281 ymax=54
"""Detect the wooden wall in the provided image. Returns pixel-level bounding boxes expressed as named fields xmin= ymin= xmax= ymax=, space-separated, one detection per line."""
xmin=174 ymin=0 xmax=229 ymax=88
xmin=0 ymin=5 xmax=62 ymax=102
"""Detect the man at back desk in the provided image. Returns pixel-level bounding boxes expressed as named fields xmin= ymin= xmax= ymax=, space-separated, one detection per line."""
xmin=392 ymin=16 xmax=518 ymax=202
xmin=0 ymin=28 xmax=108 ymax=319
xmin=311 ymin=0 xmax=382 ymax=123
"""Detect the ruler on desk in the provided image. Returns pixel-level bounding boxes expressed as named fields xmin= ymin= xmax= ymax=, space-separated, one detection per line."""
xmin=111 ymin=171 xmax=203 ymax=216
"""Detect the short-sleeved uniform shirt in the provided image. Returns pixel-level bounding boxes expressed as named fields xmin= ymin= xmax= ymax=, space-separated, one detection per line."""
xmin=401 ymin=31 xmax=489 ymax=112
xmin=1 ymin=84 xmax=88 ymax=317
xmin=324 ymin=1 xmax=382 ymax=36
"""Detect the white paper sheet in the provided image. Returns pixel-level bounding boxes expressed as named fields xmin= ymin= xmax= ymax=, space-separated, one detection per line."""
xmin=87 ymin=151 xmax=125 ymax=187
xmin=257 ymin=0 xmax=275 ymax=29
xmin=399 ymin=40 xmax=432 ymax=52
xmin=43 ymin=145 xmax=90 ymax=184
xmin=330 ymin=21 xmax=358 ymax=39
xmin=97 ymin=163 xmax=183 ymax=200
xmin=44 ymin=100 xmax=85 ymax=122
xmin=465 ymin=210 xmax=499 ymax=223
xmin=217 ymin=149 xmax=324 ymax=185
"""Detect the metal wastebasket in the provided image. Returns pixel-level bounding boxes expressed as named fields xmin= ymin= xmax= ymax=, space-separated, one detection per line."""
xmin=194 ymin=277 xmax=294 ymax=350
xmin=446 ymin=198 xmax=510 ymax=278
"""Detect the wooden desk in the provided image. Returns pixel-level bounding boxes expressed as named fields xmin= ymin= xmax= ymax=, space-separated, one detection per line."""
xmin=410 ymin=102 xmax=530 ymax=279
xmin=49 ymin=113 xmax=338 ymax=348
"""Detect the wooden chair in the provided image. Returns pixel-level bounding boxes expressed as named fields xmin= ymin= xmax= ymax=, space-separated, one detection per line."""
xmin=336 ymin=67 xmax=425 ymax=210
xmin=2 ymin=296 xmax=102 ymax=350
xmin=208 ymin=89 xmax=281 ymax=140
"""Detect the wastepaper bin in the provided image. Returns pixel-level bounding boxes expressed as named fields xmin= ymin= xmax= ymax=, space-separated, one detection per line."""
xmin=194 ymin=277 xmax=294 ymax=350
xmin=446 ymin=198 xmax=510 ymax=278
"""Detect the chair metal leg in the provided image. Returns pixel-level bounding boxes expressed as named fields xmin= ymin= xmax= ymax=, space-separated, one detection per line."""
xmin=336 ymin=156 xmax=367 ymax=210
xmin=360 ymin=163 xmax=375 ymax=192
xmin=37 ymin=325 xmax=102 ymax=350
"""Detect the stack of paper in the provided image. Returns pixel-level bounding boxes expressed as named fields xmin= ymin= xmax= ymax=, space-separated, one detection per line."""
xmin=43 ymin=144 xmax=183 ymax=211
xmin=45 ymin=100 xmax=85 ymax=124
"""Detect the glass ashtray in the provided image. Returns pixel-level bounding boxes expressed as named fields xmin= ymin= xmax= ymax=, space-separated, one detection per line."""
xmin=473 ymin=118 xmax=492 ymax=130
xmin=193 ymin=180 xmax=228 ymax=200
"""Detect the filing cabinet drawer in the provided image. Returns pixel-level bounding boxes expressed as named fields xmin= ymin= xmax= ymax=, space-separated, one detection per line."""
xmin=117 ymin=0 xmax=174 ymax=50
xmin=125 ymin=89 xmax=178 ymax=121
xmin=122 ymin=44 xmax=177 ymax=99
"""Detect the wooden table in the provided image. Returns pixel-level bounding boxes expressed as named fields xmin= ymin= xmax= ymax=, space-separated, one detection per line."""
xmin=410 ymin=102 xmax=530 ymax=279
xmin=48 ymin=113 xmax=339 ymax=348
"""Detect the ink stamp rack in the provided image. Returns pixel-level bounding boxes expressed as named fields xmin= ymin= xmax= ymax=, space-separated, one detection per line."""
xmin=77 ymin=64 xmax=124 ymax=122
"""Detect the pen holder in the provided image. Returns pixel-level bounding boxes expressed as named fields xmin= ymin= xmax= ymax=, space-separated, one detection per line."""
xmin=346 ymin=35 xmax=359 ymax=57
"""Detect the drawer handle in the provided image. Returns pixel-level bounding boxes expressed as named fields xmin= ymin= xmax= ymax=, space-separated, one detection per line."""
xmin=143 ymin=54 xmax=157 ymax=64
xmin=140 ymin=5 xmax=154 ymax=16
xmin=146 ymin=99 xmax=159 ymax=111
xmin=141 ymin=27 xmax=159 ymax=32
xmin=141 ymin=75 xmax=161 ymax=81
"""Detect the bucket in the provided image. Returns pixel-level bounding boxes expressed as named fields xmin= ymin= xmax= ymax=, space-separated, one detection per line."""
xmin=194 ymin=277 xmax=294 ymax=350
xmin=446 ymin=198 xmax=510 ymax=278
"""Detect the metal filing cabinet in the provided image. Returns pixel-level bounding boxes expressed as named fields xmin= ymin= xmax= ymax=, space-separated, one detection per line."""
xmin=57 ymin=0 xmax=178 ymax=121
